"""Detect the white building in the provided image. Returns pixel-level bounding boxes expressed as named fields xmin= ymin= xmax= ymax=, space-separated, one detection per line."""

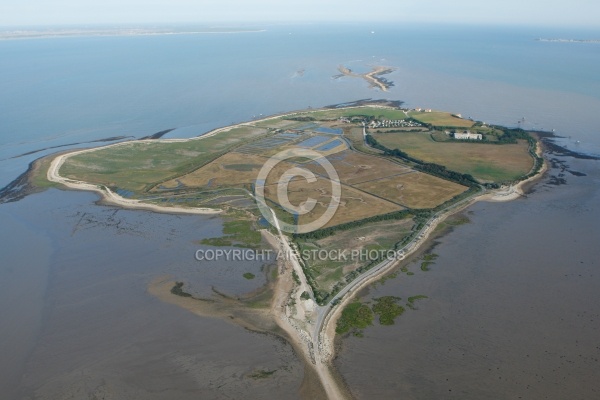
xmin=454 ymin=131 xmax=482 ymax=140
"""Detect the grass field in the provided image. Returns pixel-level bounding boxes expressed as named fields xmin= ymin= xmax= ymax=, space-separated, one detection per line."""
xmin=372 ymin=132 xmax=534 ymax=182
xmin=286 ymin=107 xmax=408 ymax=121
xmin=409 ymin=111 xmax=475 ymax=128
xmin=354 ymin=171 xmax=467 ymax=209
xmin=296 ymin=218 xmax=414 ymax=292
xmin=61 ymin=126 xmax=268 ymax=193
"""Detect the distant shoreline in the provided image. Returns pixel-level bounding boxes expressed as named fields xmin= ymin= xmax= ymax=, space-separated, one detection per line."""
xmin=0 ymin=28 xmax=266 ymax=41
xmin=536 ymin=38 xmax=600 ymax=44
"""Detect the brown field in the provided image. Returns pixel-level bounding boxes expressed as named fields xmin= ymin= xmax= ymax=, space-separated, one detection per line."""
xmin=262 ymin=176 xmax=403 ymax=228
xmin=158 ymin=152 xmax=275 ymax=191
xmin=372 ymin=132 xmax=534 ymax=182
xmin=355 ymin=171 xmax=468 ymax=209
xmin=409 ymin=111 xmax=475 ymax=128
xmin=173 ymin=150 xmax=405 ymax=228
xmin=324 ymin=150 xmax=412 ymax=186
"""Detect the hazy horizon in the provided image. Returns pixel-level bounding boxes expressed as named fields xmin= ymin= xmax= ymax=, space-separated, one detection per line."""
xmin=1 ymin=0 xmax=599 ymax=28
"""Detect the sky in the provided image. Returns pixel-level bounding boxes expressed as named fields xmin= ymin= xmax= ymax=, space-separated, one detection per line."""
xmin=0 ymin=0 xmax=599 ymax=28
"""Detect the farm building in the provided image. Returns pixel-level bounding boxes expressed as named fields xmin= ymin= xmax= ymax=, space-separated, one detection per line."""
xmin=454 ymin=131 xmax=482 ymax=140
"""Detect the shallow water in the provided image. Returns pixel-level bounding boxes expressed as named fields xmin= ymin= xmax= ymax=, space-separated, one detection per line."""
xmin=335 ymin=155 xmax=600 ymax=399
xmin=1 ymin=189 xmax=302 ymax=399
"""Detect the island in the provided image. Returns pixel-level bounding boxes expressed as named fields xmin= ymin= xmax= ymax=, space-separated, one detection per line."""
xmin=334 ymin=65 xmax=396 ymax=91
xmin=0 ymin=27 xmax=266 ymax=40
xmin=30 ymin=99 xmax=546 ymax=399
xmin=536 ymin=38 xmax=600 ymax=44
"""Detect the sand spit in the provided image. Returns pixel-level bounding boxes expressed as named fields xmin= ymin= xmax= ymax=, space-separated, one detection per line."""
xmin=337 ymin=65 xmax=395 ymax=92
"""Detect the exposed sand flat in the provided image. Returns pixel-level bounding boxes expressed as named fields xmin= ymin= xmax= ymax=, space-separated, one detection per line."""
xmin=337 ymin=65 xmax=395 ymax=91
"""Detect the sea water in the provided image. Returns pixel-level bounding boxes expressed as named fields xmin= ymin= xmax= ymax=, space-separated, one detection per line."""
xmin=1 ymin=23 xmax=599 ymax=399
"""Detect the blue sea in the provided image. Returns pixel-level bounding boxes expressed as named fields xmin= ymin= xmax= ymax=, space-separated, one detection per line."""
xmin=1 ymin=23 xmax=599 ymax=399
xmin=1 ymin=24 xmax=600 ymax=185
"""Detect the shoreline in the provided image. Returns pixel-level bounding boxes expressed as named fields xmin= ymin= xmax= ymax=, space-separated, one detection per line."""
xmin=39 ymin=102 xmax=550 ymax=399
xmin=480 ymin=134 xmax=548 ymax=202
xmin=41 ymin=102 xmax=406 ymax=215
xmin=316 ymin=154 xmax=549 ymax=362
xmin=0 ymin=29 xmax=267 ymax=41
xmin=46 ymin=145 xmax=222 ymax=215
xmin=337 ymin=65 xmax=395 ymax=92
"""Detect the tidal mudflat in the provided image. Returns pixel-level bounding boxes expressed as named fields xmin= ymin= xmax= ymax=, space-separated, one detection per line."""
xmin=2 ymin=189 xmax=303 ymax=399
xmin=335 ymin=155 xmax=600 ymax=399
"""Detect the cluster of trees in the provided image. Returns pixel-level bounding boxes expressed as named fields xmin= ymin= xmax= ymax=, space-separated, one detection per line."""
xmin=496 ymin=127 xmax=532 ymax=144
xmin=416 ymin=163 xmax=478 ymax=187
xmin=285 ymin=116 xmax=315 ymax=121
xmin=293 ymin=209 xmax=411 ymax=241
xmin=432 ymin=186 xmax=481 ymax=212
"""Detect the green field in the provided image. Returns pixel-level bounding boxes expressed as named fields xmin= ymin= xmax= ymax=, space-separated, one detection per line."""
xmin=61 ymin=126 xmax=269 ymax=194
xmin=296 ymin=218 xmax=414 ymax=294
xmin=409 ymin=111 xmax=474 ymax=128
xmin=290 ymin=107 xmax=408 ymax=121
xmin=372 ymin=131 xmax=534 ymax=182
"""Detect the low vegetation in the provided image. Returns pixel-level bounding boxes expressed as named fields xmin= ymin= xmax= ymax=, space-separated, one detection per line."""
xmin=372 ymin=296 xmax=405 ymax=325
xmin=249 ymin=369 xmax=277 ymax=379
xmin=336 ymin=302 xmax=374 ymax=336
xmin=407 ymin=295 xmax=429 ymax=310
xmin=171 ymin=281 xmax=193 ymax=298
xmin=199 ymin=215 xmax=262 ymax=249
xmin=420 ymin=253 xmax=438 ymax=271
